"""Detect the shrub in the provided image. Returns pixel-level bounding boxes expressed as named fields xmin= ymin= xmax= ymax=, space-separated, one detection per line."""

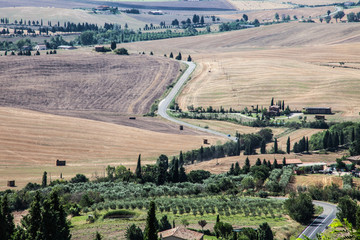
xmin=114 ymin=48 xmax=129 ymax=55
xmin=103 ymin=209 xmax=136 ymax=219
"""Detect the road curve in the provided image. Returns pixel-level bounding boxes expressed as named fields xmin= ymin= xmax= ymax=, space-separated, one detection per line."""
xmin=298 ymin=201 xmax=338 ymax=239
xmin=158 ymin=61 xmax=237 ymax=142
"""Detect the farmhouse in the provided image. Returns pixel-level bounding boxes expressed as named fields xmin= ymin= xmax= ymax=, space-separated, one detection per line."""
xmin=149 ymin=10 xmax=164 ymax=15
xmin=158 ymin=227 xmax=204 ymax=240
xmin=35 ymin=44 xmax=47 ymax=51
xmin=7 ymin=180 xmax=15 ymax=187
xmin=58 ymin=45 xmax=77 ymax=50
xmin=56 ymin=159 xmax=66 ymax=166
xmin=303 ymin=107 xmax=331 ymax=114
xmin=268 ymin=105 xmax=280 ymax=116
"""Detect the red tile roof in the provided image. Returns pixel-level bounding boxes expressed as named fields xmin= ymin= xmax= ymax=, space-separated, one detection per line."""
xmin=158 ymin=227 xmax=204 ymax=240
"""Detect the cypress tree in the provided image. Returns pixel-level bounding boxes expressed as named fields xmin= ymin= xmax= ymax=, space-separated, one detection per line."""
xmin=94 ymin=231 xmax=102 ymax=240
xmin=135 ymin=154 xmax=142 ymax=179
xmin=340 ymin=131 xmax=345 ymax=145
xmin=144 ymin=201 xmax=158 ymax=240
xmin=42 ymin=171 xmax=47 ymax=187
xmin=236 ymin=139 xmax=241 ymax=156
xmin=229 ymin=163 xmax=235 ymax=175
xmin=323 ymin=131 xmax=329 ymax=149
xmin=256 ymin=158 xmax=261 ymax=166
xmin=282 ymin=157 xmax=286 ymax=166
xmin=271 ymin=97 xmax=274 ymax=106
xmin=23 ymin=191 xmax=42 ymax=239
xmin=274 ymin=138 xmax=278 ymax=153
xmin=172 ymin=159 xmax=179 ymax=183
xmin=187 ymin=55 xmax=192 ymax=62
xmin=282 ymin=100 xmax=285 ymax=111
xmin=306 ymin=137 xmax=309 ymax=152
xmin=179 ymin=151 xmax=184 ymax=166
xmin=286 ymin=137 xmax=290 ymax=154
xmin=169 ymin=52 xmax=173 ymax=58
xmin=262 ymin=159 xmax=267 ymax=165
xmin=267 ymin=160 xmax=272 ymax=168
xmin=258 ymin=222 xmax=273 ymax=240
xmin=352 ymin=128 xmax=356 ymax=142
xmin=243 ymin=157 xmax=250 ymax=173
xmin=216 ymin=214 xmax=220 ymax=223
xmin=234 ymin=162 xmax=241 ymax=175
xmin=179 ymin=166 xmax=187 ymax=182
xmin=260 ymin=139 xmax=266 ymax=154
xmin=273 ymin=159 xmax=278 ymax=169
xmin=0 ymin=194 xmax=15 ymax=240
xmin=334 ymin=132 xmax=339 ymax=149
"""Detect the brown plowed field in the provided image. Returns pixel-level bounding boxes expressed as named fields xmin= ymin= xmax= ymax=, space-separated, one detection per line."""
xmin=0 ymin=107 xmax=224 ymax=190
xmin=0 ymin=51 xmax=179 ymax=116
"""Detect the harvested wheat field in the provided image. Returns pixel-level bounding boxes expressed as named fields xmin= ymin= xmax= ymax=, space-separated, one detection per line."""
xmin=226 ymin=0 xmax=291 ymax=11
xmin=0 ymin=107 xmax=224 ymax=190
xmin=219 ymin=6 xmax=335 ymax=22
xmin=0 ymin=51 xmax=179 ymax=116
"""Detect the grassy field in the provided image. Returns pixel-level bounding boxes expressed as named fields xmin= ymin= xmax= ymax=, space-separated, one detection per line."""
xmin=0 ymin=107 xmax=224 ymax=190
xmin=226 ymin=0 xmax=291 ymax=11
xmin=70 ymin=197 xmax=301 ymax=240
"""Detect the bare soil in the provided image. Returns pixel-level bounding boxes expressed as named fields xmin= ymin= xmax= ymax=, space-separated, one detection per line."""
xmin=0 ymin=51 xmax=179 ymax=117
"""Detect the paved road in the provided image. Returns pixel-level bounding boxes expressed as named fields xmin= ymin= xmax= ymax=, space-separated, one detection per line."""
xmin=298 ymin=201 xmax=338 ymax=239
xmin=158 ymin=61 xmax=237 ymax=142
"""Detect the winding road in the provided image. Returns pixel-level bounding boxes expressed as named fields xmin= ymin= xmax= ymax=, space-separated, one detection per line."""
xmin=158 ymin=61 xmax=237 ymax=142
xmin=298 ymin=201 xmax=338 ymax=239
xmin=158 ymin=61 xmax=338 ymax=239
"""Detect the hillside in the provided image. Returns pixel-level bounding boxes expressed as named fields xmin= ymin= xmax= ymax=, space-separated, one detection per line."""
xmin=0 ymin=51 xmax=179 ymax=117
xmin=0 ymin=107 xmax=224 ymax=190
xmin=123 ymin=23 xmax=360 ymax=117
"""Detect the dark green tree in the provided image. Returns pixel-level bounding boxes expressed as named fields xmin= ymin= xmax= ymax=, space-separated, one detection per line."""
xmin=284 ymin=193 xmax=314 ymax=224
xmin=171 ymin=158 xmax=179 ymax=183
xmin=282 ymin=157 xmax=286 ymax=166
xmin=179 ymin=151 xmax=184 ymax=166
xmin=273 ymin=138 xmax=278 ymax=153
xmin=256 ymin=158 xmax=261 ymax=166
xmin=159 ymin=215 xmax=172 ymax=231
xmin=169 ymin=52 xmax=173 ymax=58
xmin=337 ymin=196 xmax=358 ymax=228
xmin=273 ymin=159 xmax=278 ymax=169
xmin=187 ymin=55 xmax=192 ymax=62
xmin=126 ymin=224 xmax=144 ymax=240
xmin=258 ymin=222 xmax=273 ymax=240
xmin=179 ymin=166 xmax=187 ymax=182
xmin=0 ymin=194 xmax=15 ymax=240
xmin=242 ymin=14 xmax=248 ymax=21
xmin=323 ymin=131 xmax=330 ymax=149
xmin=110 ymin=41 xmax=116 ymax=50
xmin=271 ymin=97 xmax=274 ymax=106
xmin=22 ymin=191 xmax=42 ymax=239
xmin=286 ymin=137 xmax=290 ymax=154
xmin=42 ymin=171 xmax=47 ymax=187
xmin=157 ymin=154 xmax=168 ymax=185
xmin=144 ymin=201 xmax=158 ymax=240
xmin=229 ymin=163 xmax=235 ymax=175
xmin=243 ymin=157 xmax=250 ymax=174
xmin=135 ymin=154 xmax=142 ymax=179
xmin=175 ymin=52 xmax=182 ymax=60
xmin=234 ymin=162 xmax=241 ymax=175
xmin=260 ymin=139 xmax=266 ymax=154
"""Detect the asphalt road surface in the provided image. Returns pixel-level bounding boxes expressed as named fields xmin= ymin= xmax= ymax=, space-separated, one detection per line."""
xmin=298 ymin=201 xmax=338 ymax=239
xmin=158 ymin=61 xmax=237 ymax=142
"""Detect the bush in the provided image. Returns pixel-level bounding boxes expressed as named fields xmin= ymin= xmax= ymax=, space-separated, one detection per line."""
xmin=114 ymin=48 xmax=129 ymax=55
xmin=284 ymin=193 xmax=314 ymax=224
xmin=103 ymin=209 xmax=136 ymax=219
xmin=70 ymin=174 xmax=89 ymax=183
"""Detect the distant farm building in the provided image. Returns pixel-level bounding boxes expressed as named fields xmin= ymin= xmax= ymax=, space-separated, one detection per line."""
xmin=303 ymin=107 xmax=332 ymax=114
xmin=96 ymin=5 xmax=110 ymax=11
xmin=35 ymin=44 xmax=47 ymax=51
xmin=149 ymin=10 xmax=163 ymax=15
xmin=158 ymin=227 xmax=204 ymax=240
xmin=203 ymin=139 xmax=208 ymax=144
xmin=268 ymin=105 xmax=280 ymax=116
xmin=56 ymin=159 xmax=66 ymax=166
xmin=7 ymin=180 xmax=15 ymax=187
xmin=179 ymin=125 xmax=184 ymax=130
xmin=58 ymin=45 xmax=77 ymax=50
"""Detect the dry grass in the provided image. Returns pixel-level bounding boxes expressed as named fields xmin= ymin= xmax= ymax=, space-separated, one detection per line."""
xmin=0 ymin=7 xmax=145 ymax=29
xmin=219 ymin=6 xmax=335 ymax=22
xmin=0 ymin=107 xmax=224 ymax=190
xmin=226 ymin=0 xmax=291 ymax=11
xmin=0 ymin=51 xmax=179 ymax=116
